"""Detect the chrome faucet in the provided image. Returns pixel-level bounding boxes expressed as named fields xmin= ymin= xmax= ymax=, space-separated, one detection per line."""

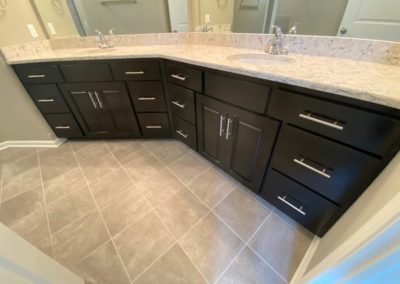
xmin=95 ymin=29 xmax=114 ymax=49
xmin=266 ymin=25 xmax=288 ymax=55
xmin=202 ymin=23 xmax=214 ymax=32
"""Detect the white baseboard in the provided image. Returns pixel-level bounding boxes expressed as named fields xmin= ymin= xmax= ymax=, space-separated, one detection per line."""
xmin=0 ymin=138 xmax=66 ymax=151
xmin=290 ymin=235 xmax=320 ymax=284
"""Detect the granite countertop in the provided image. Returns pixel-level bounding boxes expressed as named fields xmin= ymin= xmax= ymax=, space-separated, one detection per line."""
xmin=3 ymin=43 xmax=400 ymax=110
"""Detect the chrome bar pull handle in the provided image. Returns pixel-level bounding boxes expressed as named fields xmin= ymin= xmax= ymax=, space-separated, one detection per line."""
xmin=138 ymin=97 xmax=156 ymax=101
xmin=219 ymin=115 xmax=226 ymax=137
xmin=94 ymin=91 xmax=104 ymax=109
xmin=171 ymin=74 xmax=188 ymax=81
xmin=172 ymin=101 xmax=185 ymax=109
xmin=277 ymin=195 xmax=306 ymax=216
xmin=88 ymin=91 xmax=98 ymax=109
xmin=55 ymin=126 xmax=71 ymax=129
xmin=125 ymin=71 xmax=145 ymax=75
xmin=293 ymin=158 xmax=331 ymax=179
xmin=70 ymin=91 xmax=88 ymax=95
xmin=299 ymin=113 xmax=344 ymax=131
xmin=176 ymin=130 xmax=188 ymax=139
xmin=225 ymin=118 xmax=232 ymax=140
xmin=146 ymin=125 xmax=162 ymax=129
xmin=37 ymin=99 xmax=55 ymax=103
xmin=103 ymin=90 xmax=120 ymax=94
xmin=28 ymin=74 xmax=46 ymax=78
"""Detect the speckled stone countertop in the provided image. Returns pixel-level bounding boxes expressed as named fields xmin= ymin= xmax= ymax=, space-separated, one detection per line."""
xmin=2 ymin=35 xmax=400 ymax=110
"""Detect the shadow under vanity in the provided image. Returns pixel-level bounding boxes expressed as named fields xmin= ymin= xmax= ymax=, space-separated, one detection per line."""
xmin=12 ymin=58 xmax=400 ymax=237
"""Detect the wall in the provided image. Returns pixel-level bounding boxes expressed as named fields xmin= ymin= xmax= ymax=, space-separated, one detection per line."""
xmin=275 ymin=0 xmax=348 ymax=35
xmin=193 ymin=0 xmax=234 ymax=26
xmin=32 ymin=0 xmax=78 ymax=38
xmin=0 ymin=0 xmax=55 ymax=144
xmin=232 ymin=0 xmax=270 ymax=33
xmin=307 ymin=152 xmax=400 ymax=271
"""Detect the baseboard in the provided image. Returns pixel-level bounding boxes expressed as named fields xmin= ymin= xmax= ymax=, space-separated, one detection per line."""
xmin=0 ymin=138 xmax=66 ymax=151
xmin=290 ymin=235 xmax=320 ymax=284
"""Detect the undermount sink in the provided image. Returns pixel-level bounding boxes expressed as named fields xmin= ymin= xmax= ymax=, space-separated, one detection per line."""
xmin=227 ymin=53 xmax=295 ymax=65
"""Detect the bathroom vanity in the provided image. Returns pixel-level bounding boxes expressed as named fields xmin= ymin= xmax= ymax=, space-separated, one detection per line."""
xmin=5 ymin=36 xmax=400 ymax=237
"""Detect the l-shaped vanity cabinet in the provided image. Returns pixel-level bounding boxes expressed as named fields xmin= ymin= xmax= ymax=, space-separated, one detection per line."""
xmin=12 ymin=59 xmax=400 ymax=237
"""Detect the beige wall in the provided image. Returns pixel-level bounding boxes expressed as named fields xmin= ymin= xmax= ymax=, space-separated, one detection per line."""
xmin=193 ymin=0 xmax=234 ymax=26
xmin=32 ymin=0 xmax=78 ymax=38
xmin=0 ymin=0 xmax=55 ymax=144
xmin=307 ymin=152 xmax=400 ymax=270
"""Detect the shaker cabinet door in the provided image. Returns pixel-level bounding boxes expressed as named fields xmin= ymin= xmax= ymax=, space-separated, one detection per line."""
xmin=224 ymin=105 xmax=279 ymax=191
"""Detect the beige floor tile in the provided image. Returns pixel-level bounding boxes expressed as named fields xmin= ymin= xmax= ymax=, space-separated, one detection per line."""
xmin=39 ymin=151 xmax=79 ymax=182
xmin=0 ymin=186 xmax=44 ymax=226
xmin=106 ymin=140 xmax=148 ymax=165
xmin=38 ymin=144 xmax=74 ymax=164
xmin=89 ymin=168 xmax=134 ymax=206
xmin=123 ymin=153 xmax=164 ymax=184
xmin=43 ymin=168 xmax=87 ymax=204
xmin=114 ymin=211 xmax=175 ymax=280
xmin=68 ymin=140 xmax=97 ymax=152
xmin=214 ymin=189 xmax=270 ymax=241
xmin=80 ymin=153 xmax=121 ymax=182
xmin=156 ymin=190 xmax=209 ymax=239
xmin=101 ymin=189 xmax=152 ymax=236
xmin=74 ymin=142 xmax=110 ymax=164
xmin=52 ymin=211 xmax=110 ymax=266
xmin=1 ymin=148 xmax=37 ymax=164
xmin=135 ymin=244 xmax=206 ymax=284
xmin=2 ymin=153 xmax=39 ymax=186
xmin=188 ymin=168 xmax=237 ymax=208
xmin=217 ymin=246 xmax=286 ymax=284
xmin=1 ymin=166 xmax=42 ymax=202
xmin=74 ymin=241 xmax=130 ymax=284
xmin=167 ymin=153 xmax=210 ymax=185
xmin=47 ymin=186 xmax=97 ymax=233
xmin=8 ymin=208 xmax=53 ymax=257
xmin=249 ymin=214 xmax=313 ymax=282
xmin=179 ymin=213 xmax=244 ymax=283
xmin=151 ymin=141 xmax=188 ymax=165
xmin=136 ymin=168 xmax=186 ymax=207
xmin=140 ymin=140 xmax=172 ymax=152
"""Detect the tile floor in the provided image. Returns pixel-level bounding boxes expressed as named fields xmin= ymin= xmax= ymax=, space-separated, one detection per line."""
xmin=0 ymin=140 xmax=313 ymax=284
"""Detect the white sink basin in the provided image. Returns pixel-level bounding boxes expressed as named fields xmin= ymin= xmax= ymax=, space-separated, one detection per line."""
xmin=227 ymin=53 xmax=295 ymax=65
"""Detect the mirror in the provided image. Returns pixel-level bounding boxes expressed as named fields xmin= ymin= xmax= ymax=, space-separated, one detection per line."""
xmin=31 ymin=0 xmax=400 ymax=42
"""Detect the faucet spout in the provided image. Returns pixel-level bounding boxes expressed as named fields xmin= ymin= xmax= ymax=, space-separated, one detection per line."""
xmin=266 ymin=25 xmax=288 ymax=55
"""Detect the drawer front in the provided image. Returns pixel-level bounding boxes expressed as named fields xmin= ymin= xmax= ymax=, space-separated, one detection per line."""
xmin=128 ymin=82 xmax=166 ymax=112
xmin=111 ymin=61 xmax=161 ymax=81
xmin=261 ymin=170 xmax=342 ymax=236
xmin=172 ymin=115 xmax=197 ymax=150
xmin=167 ymin=83 xmax=196 ymax=124
xmin=165 ymin=62 xmax=202 ymax=92
xmin=27 ymin=85 xmax=70 ymax=114
xmin=45 ymin=114 xmax=83 ymax=138
xmin=205 ymin=72 xmax=271 ymax=114
xmin=138 ymin=113 xmax=171 ymax=138
xmin=14 ymin=64 xmax=64 ymax=84
xmin=272 ymin=125 xmax=381 ymax=206
xmin=268 ymin=89 xmax=400 ymax=156
xmin=59 ymin=63 xmax=113 ymax=82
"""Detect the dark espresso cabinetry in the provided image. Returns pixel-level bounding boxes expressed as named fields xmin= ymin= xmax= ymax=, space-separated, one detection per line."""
xmin=13 ymin=58 xmax=400 ymax=237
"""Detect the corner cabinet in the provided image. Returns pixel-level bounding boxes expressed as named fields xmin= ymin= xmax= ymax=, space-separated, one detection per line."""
xmin=12 ymin=58 xmax=400 ymax=237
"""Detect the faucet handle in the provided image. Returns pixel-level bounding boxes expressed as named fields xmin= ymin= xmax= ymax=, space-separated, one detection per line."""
xmin=109 ymin=28 xmax=116 ymax=36
xmin=271 ymin=25 xmax=283 ymax=37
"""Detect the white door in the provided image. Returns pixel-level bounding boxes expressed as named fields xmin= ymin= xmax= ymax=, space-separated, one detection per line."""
xmin=338 ymin=0 xmax=400 ymax=41
xmin=168 ymin=0 xmax=189 ymax=32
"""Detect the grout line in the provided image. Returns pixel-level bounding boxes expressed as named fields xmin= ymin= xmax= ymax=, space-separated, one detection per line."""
xmin=69 ymin=143 xmax=134 ymax=284
xmin=35 ymin=149 xmax=56 ymax=259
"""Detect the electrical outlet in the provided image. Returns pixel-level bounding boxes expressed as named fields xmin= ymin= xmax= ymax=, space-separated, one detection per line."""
xmin=47 ymin=22 xmax=57 ymax=35
xmin=205 ymin=14 xmax=210 ymax=24
xmin=27 ymin=24 xmax=39 ymax=38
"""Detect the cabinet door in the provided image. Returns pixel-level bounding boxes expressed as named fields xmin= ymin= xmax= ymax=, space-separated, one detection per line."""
xmin=95 ymin=83 xmax=141 ymax=137
xmin=61 ymin=83 xmax=111 ymax=137
xmin=196 ymin=95 xmax=227 ymax=166
xmin=224 ymin=105 xmax=279 ymax=191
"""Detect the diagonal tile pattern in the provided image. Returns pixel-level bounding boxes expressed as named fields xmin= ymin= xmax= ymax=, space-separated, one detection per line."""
xmin=0 ymin=140 xmax=313 ymax=283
